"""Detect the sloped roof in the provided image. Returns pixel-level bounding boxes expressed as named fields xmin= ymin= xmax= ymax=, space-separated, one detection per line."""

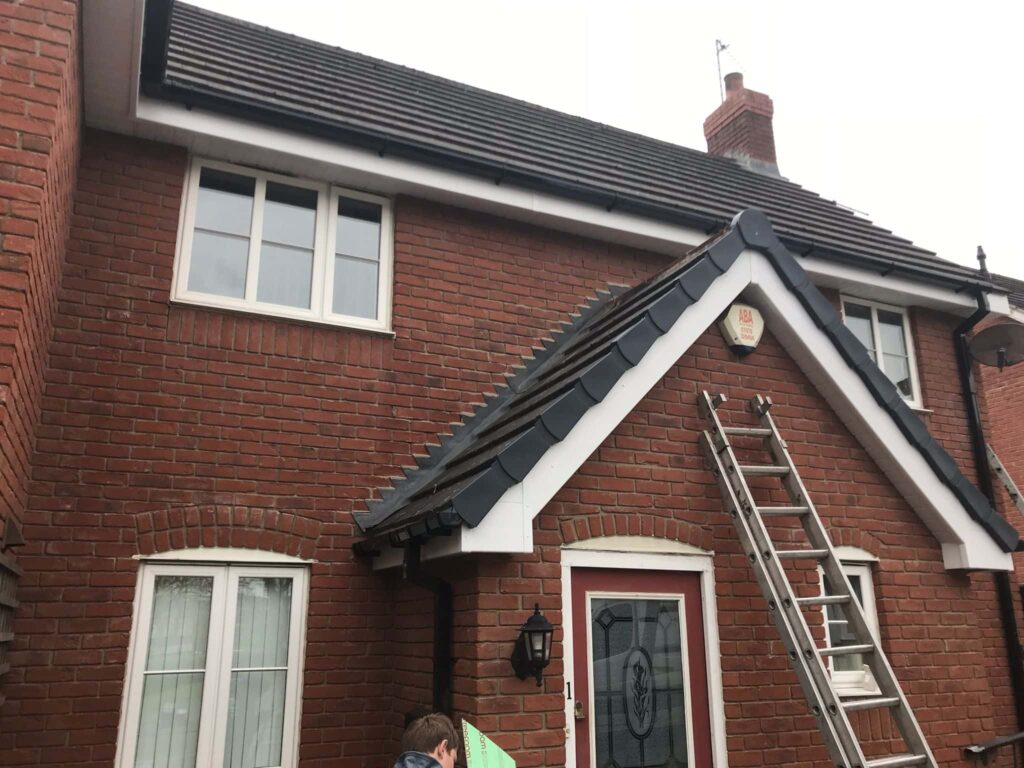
xmin=995 ymin=273 xmax=1024 ymax=307
xmin=354 ymin=210 xmax=1019 ymax=557
xmin=141 ymin=1 xmax=991 ymax=290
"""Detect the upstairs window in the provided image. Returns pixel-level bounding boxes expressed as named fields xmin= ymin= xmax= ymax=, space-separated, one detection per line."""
xmin=174 ymin=159 xmax=393 ymax=331
xmin=841 ymin=298 xmax=922 ymax=407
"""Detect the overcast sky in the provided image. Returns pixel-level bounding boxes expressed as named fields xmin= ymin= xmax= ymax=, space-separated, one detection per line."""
xmin=188 ymin=0 xmax=1024 ymax=280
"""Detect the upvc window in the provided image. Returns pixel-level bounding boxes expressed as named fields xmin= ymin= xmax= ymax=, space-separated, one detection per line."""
xmin=841 ymin=297 xmax=922 ymax=407
xmin=173 ymin=159 xmax=393 ymax=332
xmin=118 ymin=562 xmax=308 ymax=768
xmin=821 ymin=558 xmax=880 ymax=697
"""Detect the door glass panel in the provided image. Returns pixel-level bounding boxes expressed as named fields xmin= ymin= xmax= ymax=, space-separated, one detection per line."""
xmin=223 ymin=577 xmax=293 ymax=768
xmin=590 ymin=597 xmax=689 ymax=768
xmin=134 ymin=575 xmax=214 ymax=768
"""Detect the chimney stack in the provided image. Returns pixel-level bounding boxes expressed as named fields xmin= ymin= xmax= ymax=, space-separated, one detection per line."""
xmin=703 ymin=72 xmax=779 ymax=176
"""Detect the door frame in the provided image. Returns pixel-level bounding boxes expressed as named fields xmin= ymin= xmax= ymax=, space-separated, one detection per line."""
xmin=561 ymin=539 xmax=729 ymax=768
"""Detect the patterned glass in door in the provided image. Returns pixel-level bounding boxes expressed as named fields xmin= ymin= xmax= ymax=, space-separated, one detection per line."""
xmin=591 ymin=598 xmax=689 ymax=768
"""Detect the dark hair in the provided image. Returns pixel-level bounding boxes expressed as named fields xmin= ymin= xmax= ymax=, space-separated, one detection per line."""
xmin=401 ymin=712 xmax=460 ymax=756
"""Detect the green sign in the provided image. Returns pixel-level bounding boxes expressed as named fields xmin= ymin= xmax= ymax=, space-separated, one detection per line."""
xmin=462 ymin=720 xmax=516 ymax=768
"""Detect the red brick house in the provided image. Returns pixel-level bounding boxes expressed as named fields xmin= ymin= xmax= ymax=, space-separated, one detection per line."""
xmin=1 ymin=2 xmax=1024 ymax=767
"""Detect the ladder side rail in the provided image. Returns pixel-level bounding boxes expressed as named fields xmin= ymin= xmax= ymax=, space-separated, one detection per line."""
xmin=753 ymin=395 xmax=939 ymax=768
xmin=699 ymin=430 xmax=854 ymax=768
xmin=988 ymin=444 xmax=1024 ymax=516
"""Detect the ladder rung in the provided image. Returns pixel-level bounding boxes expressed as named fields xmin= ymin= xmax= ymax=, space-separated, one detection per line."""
xmin=797 ymin=594 xmax=850 ymax=607
xmin=776 ymin=548 xmax=829 ymax=561
xmin=739 ymin=464 xmax=791 ymax=477
xmin=865 ymin=755 xmax=927 ymax=768
xmin=723 ymin=427 xmax=772 ymax=437
xmin=820 ymin=643 xmax=874 ymax=658
xmin=759 ymin=505 xmax=810 ymax=516
xmin=842 ymin=696 xmax=899 ymax=713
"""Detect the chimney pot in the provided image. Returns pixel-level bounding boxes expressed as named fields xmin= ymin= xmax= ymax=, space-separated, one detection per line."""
xmin=724 ymin=72 xmax=744 ymax=96
xmin=703 ymin=72 xmax=779 ymax=176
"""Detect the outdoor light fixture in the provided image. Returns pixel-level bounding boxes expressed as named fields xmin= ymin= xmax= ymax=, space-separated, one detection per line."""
xmin=510 ymin=603 xmax=554 ymax=686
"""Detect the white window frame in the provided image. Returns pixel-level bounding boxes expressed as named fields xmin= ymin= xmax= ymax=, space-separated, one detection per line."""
xmin=116 ymin=557 xmax=309 ymax=768
xmin=840 ymin=296 xmax=923 ymax=408
xmin=820 ymin=554 xmax=881 ymax=698
xmin=172 ymin=157 xmax=394 ymax=333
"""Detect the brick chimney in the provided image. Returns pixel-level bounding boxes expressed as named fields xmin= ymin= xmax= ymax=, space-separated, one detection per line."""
xmin=703 ymin=72 xmax=779 ymax=176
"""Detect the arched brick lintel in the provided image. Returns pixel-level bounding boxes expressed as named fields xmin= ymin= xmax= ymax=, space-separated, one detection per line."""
xmin=556 ymin=511 xmax=714 ymax=553
xmin=135 ymin=505 xmax=322 ymax=559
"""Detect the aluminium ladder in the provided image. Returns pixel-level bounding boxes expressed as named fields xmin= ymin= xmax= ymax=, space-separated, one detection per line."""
xmin=698 ymin=390 xmax=937 ymax=768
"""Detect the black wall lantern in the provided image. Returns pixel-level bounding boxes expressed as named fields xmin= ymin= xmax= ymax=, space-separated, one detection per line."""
xmin=510 ymin=603 xmax=554 ymax=686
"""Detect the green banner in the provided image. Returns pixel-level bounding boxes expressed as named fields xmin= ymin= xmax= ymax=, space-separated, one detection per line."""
xmin=461 ymin=720 xmax=516 ymax=768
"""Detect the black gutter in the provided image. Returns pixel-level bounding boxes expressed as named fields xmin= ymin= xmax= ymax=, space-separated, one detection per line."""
xmin=954 ymin=290 xmax=1024 ymax=731
xmin=143 ymin=77 xmax=995 ymax=294
xmin=402 ymin=541 xmax=453 ymax=715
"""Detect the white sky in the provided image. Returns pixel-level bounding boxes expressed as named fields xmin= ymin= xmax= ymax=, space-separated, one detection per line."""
xmin=188 ymin=0 xmax=1024 ymax=280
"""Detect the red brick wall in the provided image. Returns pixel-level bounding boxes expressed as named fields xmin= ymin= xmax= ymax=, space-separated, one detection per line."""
xmin=0 ymin=129 xmax=660 ymax=766
xmin=0 ymin=0 xmax=80 ymax=544
xmin=0 ymin=122 xmax=1018 ymax=768
xmin=459 ymin=325 xmax=1018 ymax=768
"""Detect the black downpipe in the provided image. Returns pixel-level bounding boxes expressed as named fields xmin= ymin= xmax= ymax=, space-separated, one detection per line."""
xmin=955 ymin=291 xmax=1024 ymax=731
xmin=403 ymin=541 xmax=453 ymax=715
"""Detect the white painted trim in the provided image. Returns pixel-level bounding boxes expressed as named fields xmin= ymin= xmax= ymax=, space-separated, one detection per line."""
xmin=746 ymin=254 xmax=1012 ymax=571
xmin=457 ymin=256 xmax=752 ymax=556
xmin=374 ymin=248 xmax=1012 ymax=571
xmin=140 ymin=547 xmax=312 ymax=565
xmin=560 ymin=545 xmax=728 ymax=768
xmin=564 ymin=536 xmax=712 ymax=556
xmin=172 ymin=157 xmax=394 ymax=333
xmin=123 ymin=98 xmax=991 ymax=316
xmin=840 ymin=295 xmax=923 ymax=408
xmin=833 ymin=546 xmax=879 ymax=563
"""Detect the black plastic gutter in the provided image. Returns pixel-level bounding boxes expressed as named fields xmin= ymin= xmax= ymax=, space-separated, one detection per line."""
xmin=954 ymin=290 xmax=1024 ymax=731
xmin=143 ymin=77 xmax=993 ymax=293
xmin=402 ymin=541 xmax=453 ymax=715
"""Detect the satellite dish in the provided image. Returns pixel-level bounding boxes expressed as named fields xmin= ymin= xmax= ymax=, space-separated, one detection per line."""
xmin=969 ymin=323 xmax=1024 ymax=370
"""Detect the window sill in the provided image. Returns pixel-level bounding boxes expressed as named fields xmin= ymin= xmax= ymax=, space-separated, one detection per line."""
xmin=169 ymin=294 xmax=396 ymax=337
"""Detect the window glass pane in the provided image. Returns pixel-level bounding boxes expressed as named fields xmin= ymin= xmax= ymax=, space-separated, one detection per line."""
xmin=333 ymin=256 xmax=378 ymax=319
xmin=590 ymin=597 xmax=688 ymax=768
xmin=196 ymin=169 xmax=254 ymax=237
xmin=262 ymin=182 xmax=317 ymax=249
xmin=187 ymin=231 xmax=250 ymax=299
xmin=843 ymin=302 xmax=876 ymax=360
xmin=877 ymin=310 xmax=909 ymax=357
xmin=337 ymin=197 xmax=381 ymax=262
xmin=256 ymin=244 xmax=313 ymax=309
xmin=883 ymin=353 xmax=913 ymax=398
xmin=135 ymin=576 xmax=213 ymax=768
xmin=825 ymin=573 xmax=865 ymax=673
xmin=224 ymin=577 xmax=292 ymax=768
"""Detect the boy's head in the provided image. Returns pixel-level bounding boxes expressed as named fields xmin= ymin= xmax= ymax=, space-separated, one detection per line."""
xmin=401 ymin=713 xmax=460 ymax=768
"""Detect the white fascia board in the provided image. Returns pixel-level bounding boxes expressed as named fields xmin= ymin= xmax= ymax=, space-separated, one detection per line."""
xmin=374 ymin=249 xmax=1012 ymax=571
xmin=371 ymin=253 xmax=753 ymax=570
xmin=85 ymin=0 xmax=995 ymax=314
xmin=746 ymin=254 xmax=1011 ymax=571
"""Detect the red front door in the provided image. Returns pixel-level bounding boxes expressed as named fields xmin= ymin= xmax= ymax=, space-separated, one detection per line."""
xmin=572 ymin=568 xmax=713 ymax=768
